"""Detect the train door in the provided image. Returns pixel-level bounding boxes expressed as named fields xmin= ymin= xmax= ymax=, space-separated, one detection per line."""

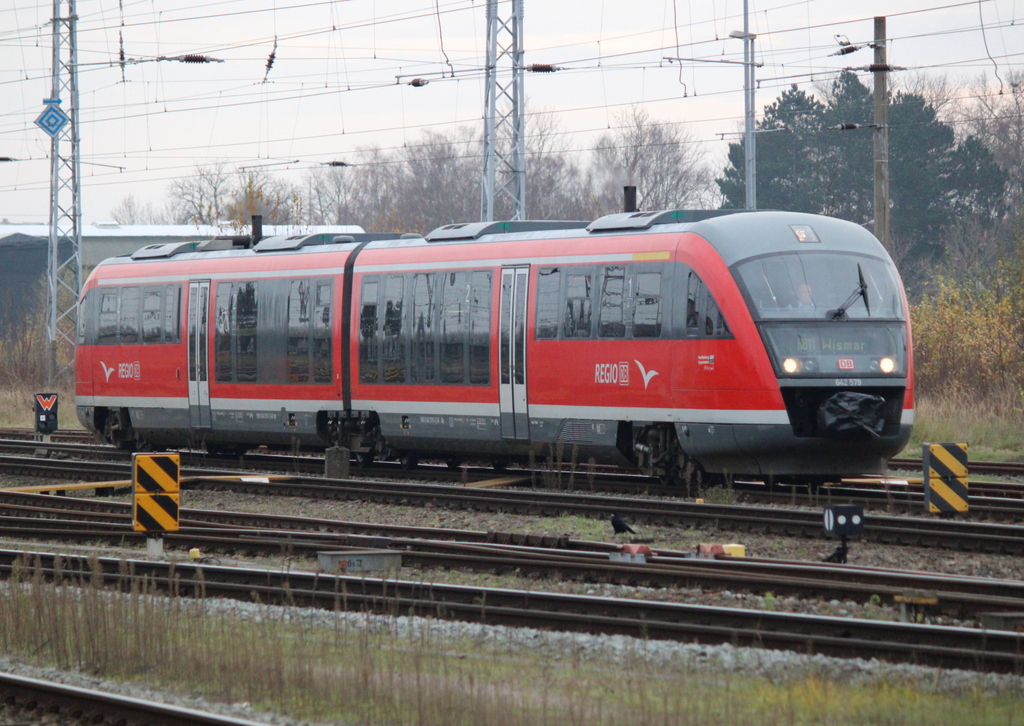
xmin=499 ymin=266 xmax=530 ymax=440
xmin=187 ymin=280 xmax=212 ymax=428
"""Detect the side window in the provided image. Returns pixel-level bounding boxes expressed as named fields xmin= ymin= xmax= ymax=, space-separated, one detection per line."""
xmin=564 ymin=271 xmax=593 ymax=339
xmin=633 ymin=271 xmax=661 ymax=338
xmin=359 ymin=277 xmax=379 ymax=383
xmin=77 ymin=290 xmax=89 ymax=344
xmin=287 ymin=280 xmax=311 ymax=383
xmin=598 ymin=266 xmax=626 ymax=338
xmin=535 ymin=267 xmax=560 ymax=340
xmin=312 ymin=281 xmax=332 ymax=384
xmin=98 ymin=291 xmax=118 ymax=344
xmin=704 ymin=291 xmax=731 ymax=338
xmin=142 ymin=288 xmax=162 ymax=343
xmin=382 ymin=275 xmax=406 ymax=383
xmin=164 ymin=284 xmax=181 ymax=343
xmin=411 ymin=273 xmax=436 ymax=383
xmin=469 ymin=270 xmax=491 ymax=384
xmin=234 ymin=282 xmax=258 ymax=382
xmin=214 ymin=283 xmax=233 ymax=382
xmin=119 ymin=287 xmax=140 ymax=344
xmin=686 ymin=272 xmax=703 ymax=336
xmin=441 ymin=271 xmax=468 ymax=384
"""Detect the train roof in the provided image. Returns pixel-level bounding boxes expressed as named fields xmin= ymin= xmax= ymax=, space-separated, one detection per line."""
xmin=94 ymin=209 xmax=891 ymax=274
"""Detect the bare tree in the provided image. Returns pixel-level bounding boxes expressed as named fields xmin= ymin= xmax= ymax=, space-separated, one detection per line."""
xmin=392 ymin=127 xmax=480 ymax=233
xmin=109 ymin=194 xmax=169 ymax=225
xmin=167 ymin=161 xmax=232 ymax=225
xmin=303 ymin=165 xmax=358 ymax=225
xmin=526 ymin=113 xmax=593 ymax=221
xmin=590 ymin=106 xmax=715 ymax=213
xmin=225 ymin=168 xmax=302 ymax=227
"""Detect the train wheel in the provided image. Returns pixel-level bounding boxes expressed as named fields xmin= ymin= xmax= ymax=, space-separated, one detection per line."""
xmin=356 ymin=451 xmax=374 ymax=468
xmin=445 ymin=458 xmax=463 ymax=470
xmin=492 ymin=460 xmax=508 ymax=473
xmin=400 ymin=453 xmax=419 ymax=470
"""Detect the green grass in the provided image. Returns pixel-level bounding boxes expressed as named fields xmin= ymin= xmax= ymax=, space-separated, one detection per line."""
xmin=1 ymin=557 xmax=1022 ymax=726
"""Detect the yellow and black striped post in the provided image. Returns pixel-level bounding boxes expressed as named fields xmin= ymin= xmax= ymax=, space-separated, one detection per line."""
xmin=133 ymin=453 xmax=180 ymax=533
xmin=922 ymin=443 xmax=968 ymax=514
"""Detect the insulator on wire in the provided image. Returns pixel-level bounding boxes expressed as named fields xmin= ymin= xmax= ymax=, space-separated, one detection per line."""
xmin=527 ymin=63 xmax=558 ymax=73
xmin=170 ymin=54 xmax=223 ymax=64
xmin=408 ymin=78 xmax=429 ymax=87
xmin=325 ymin=161 xmax=352 ymax=167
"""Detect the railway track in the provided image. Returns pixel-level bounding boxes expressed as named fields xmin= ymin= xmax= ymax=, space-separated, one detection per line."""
xmin=5 ymin=434 xmax=1024 ymax=508
xmin=2 ymin=492 xmax=1024 ymax=619
xmin=3 ymin=547 xmax=1022 ymax=674
xmin=0 ymin=671 xmax=270 ymax=726
xmin=5 ymin=454 xmax=1024 ymax=554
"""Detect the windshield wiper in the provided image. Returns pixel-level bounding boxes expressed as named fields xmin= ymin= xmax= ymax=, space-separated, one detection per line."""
xmin=829 ymin=264 xmax=871 ymax=321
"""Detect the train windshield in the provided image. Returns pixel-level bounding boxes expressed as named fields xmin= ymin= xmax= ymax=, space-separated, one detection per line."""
xmin=733 ymin=252 xmax=904 ymax=321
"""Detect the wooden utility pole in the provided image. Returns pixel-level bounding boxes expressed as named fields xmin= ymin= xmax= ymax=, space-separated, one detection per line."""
xmin=872 ymin=16 xmax=890 ymax=250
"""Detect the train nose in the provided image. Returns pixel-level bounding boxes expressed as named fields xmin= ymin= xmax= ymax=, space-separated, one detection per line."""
xmin=817 ymin=391 xmax=886 ymax=437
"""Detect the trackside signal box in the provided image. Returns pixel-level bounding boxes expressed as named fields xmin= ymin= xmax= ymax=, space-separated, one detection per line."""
xmin=133 ymin=453 xmax=180 ymax=533
xmin=823 ymin=505 xmax=863 ymax=537
xmin=34 ymin=393 xmax=58 ymax=434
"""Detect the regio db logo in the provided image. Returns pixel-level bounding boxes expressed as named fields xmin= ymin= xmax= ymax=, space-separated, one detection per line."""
xmin=595 ymin=362 xmax=630 ymax=386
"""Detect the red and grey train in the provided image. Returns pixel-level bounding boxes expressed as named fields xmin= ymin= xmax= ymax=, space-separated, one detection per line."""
xmin=74 ymin=209 xmax=913 ymax=484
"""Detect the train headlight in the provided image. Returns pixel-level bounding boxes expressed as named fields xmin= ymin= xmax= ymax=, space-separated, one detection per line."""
xmin=879 ymin=357 xmax=896 ymax=374
xmin=783 ymin=358 xmax=800 ymax=374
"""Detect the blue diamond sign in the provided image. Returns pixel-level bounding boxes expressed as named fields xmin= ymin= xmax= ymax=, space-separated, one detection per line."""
xmin=35 ymin=101 xmax=69 ymax=138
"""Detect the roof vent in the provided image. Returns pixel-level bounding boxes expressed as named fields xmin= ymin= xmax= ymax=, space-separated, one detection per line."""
xmin=130 ymin=241 xmax=201 ymax=260
xmin=587 ymin=209 xmax=752 ymax=233
xmin=425 ymin=220 xmax=586 ymax=242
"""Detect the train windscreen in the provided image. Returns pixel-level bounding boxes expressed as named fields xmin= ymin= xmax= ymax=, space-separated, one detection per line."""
xmin=733 ymin=252 xmax=904 ymax=321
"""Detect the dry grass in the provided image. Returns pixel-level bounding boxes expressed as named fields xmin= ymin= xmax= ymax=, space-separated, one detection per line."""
xmin=0 ymin=556 xmax=1021 ymax=726
xmin=908 ymin=392 xmax=1024 ymax=461
xmin=0 ymin=382 xmax=79 ymax=431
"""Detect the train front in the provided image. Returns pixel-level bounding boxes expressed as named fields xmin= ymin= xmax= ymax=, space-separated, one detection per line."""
xmin=710 ymin=212 xmax=912 ymax=479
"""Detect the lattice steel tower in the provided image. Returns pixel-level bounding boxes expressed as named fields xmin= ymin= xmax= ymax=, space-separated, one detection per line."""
xmin=44 ymin=0 xmax=82 ymax=379
xmin=480 ymin=0 xmax=525 ymax=222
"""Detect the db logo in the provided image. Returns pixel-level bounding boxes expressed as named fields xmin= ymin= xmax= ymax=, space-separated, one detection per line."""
xmin=837 ymin=358 xmax=856 ymax=370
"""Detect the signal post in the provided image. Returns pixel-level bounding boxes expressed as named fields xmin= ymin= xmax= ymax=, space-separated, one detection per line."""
xmin=132 ymin=453 xmax=180 ymax=556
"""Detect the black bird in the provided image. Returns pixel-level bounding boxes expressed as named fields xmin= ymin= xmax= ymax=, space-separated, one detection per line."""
xmin=610 ymin=512 xmax=635 ymax=535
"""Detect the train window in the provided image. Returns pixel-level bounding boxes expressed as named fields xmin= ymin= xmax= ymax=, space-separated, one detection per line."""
xmin=469 ymin=270 xmax=492 ymax=384
xmin=441 ymin=271 xmax=468 ymax=384
xmin=564 ymin=272 xmax=593 ymax=339
xmin=142 ymin=289 xmax=162 ymax=343
xmin=411 ymin=273 xmax=436 ymax=383
xmin=77 ymin=290 xmax=89 ymax=344
xmin=234 ymin=282 xmax=258 ymax=383
xmin=704 ymin=293 xmax=731 ymax=337
xmin=287 ymin=280 xmax=311 ymax=383
xmin=500 ymin=273 xmax=511 ymax=385
xmin=382 ymin=275 xmax=406 ymax=383
xmin=312 ymin=281 xmax=332 ymax=384
xmin=633 ymin=272 xmax=661 ymax=338
xmin=686 ymin=272 xmax=703 ymax=335
xmin=598 ymin=266 xmax=626 ymax=338
xmin=535 ymin=268 xmax=560 ymax=339
xmin=215 ymin=283 xmax=233 ymax=382
xmin=98 ymin=291 xmax=118 ymax=344
xmin=164 ymin=285 xmax=181 ymax=343
xmin=359 ymin=278 xmax=379 ymax=383
xmin=119 ymin=287 xmax=140 ymax=344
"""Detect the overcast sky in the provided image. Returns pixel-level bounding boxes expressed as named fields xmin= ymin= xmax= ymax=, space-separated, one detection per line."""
xmin=1 ymin=0 xmax=1020 ymax=225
